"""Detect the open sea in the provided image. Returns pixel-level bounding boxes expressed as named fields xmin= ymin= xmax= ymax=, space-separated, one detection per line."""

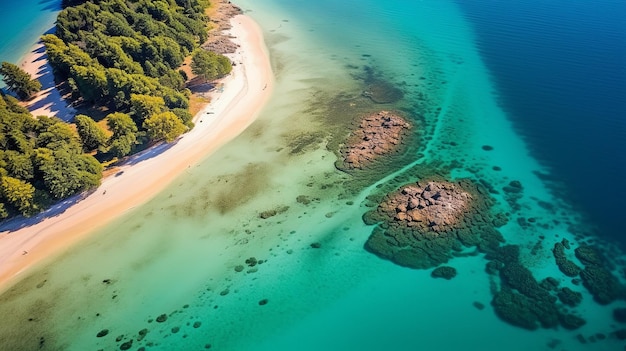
xmin=0 ymin=0 xmax=625 ymax=350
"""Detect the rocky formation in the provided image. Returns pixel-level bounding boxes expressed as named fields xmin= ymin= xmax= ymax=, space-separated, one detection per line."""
xmin=558 ymin=287 xmax=583 ymax=307
xmin=202 ymin=0 xmax=244 ymax=54
xmin=363 ymin=178 xmax=503 ymax=269
xmin=613 ymin=308 xmax=626 ymax=323
xmin=431 ymin=266 xmax=457 ymax=280
xmin=552 ymin=241 xmax=581 ymax=277
xmin=340 ymin=111 xmax=411 ymax=170
xmin=488 ymin=245 xmax=586 ymax=331
xmin=575 ymin=245 xmax=623 ymax=305
xmin=379 ymin=181 xmax=471 ymax=234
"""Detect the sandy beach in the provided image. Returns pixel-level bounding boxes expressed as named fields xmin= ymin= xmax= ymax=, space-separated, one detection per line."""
xmin=19 ymin=41 xmax=77 ymax=121
xmin=0 ymin=14 xmax=273 ymax=294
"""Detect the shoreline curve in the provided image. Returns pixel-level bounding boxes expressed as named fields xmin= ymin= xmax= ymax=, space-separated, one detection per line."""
xmin=0 ymin=14 xmax=274 ymax=294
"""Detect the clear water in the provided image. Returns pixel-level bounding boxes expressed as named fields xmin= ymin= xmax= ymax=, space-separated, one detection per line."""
xmin=1 ymin=0 xmax=625 ymax=350
xmin=0 ymin=0 xmax=60 ymax=87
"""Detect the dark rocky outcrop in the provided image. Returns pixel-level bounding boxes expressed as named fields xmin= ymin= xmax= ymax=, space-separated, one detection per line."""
xmin=339 ymin=111 xmax=411 ymax=170
xmin=431 ymin=266 xmax=457 ymax=280
xmin=559 ymin=314 xmax=586 ymax=330
xmin=489 ymin=245 xmax=585 ymax=330
xmin=575 ymin=245 xmax=623 ymax=305
xmin=574 ymin=245 xmax=604 ymax=266
xmin=557 ymin=287 xmax=583 ymax=307
xmin=552 ymin=242 xmax=581 ymax=277
xmin=613 ymin=308 xmax=626 ymax=323
xmin=156 ymin=314 xmax=167 ymax=323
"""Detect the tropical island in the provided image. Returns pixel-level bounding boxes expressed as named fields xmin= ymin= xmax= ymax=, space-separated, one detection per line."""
xmin=0 ymin=0 xmax=238 ymax=220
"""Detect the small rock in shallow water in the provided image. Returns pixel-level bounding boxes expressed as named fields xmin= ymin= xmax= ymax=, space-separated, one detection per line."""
xmin=431 ymin=266 xmax=457 ymax=280
xmin=259 ymin=299 xmax=269 ymax=306
xmin=220 ymin=289 xmax=230 ymax=296
xmin=473 ymin=302 xmax=485 ymax=310
xmin=96 ymin=329 xmax=109 ymax=338
xmin=120 ymin=340 xmax=133 ymax=350
xmin=234 ymin=265 xmax=244 ymax=272
xmin=156 ymin=314 xmax=167 ymax=323
xmin=310 ymin=242 xmax=321 ymax=249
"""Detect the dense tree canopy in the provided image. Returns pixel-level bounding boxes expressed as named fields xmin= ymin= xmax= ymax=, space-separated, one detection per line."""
xmin=0 ymin=0 xmax=237 ymax=220
xmin=143 ymin=111 xmax=187 ymax=142
xmin=0 ymin=95 xmax=103 ymax=218
xmin=0 ymin=62 xmax=42 ymax=100
xmin=107 ymin=112 xmax=139 ymax=157
xmin=74 ymin=114 xmax=108 ymax=151
xmin=191 ymin=49 xmax=232 ymax=82
xmin=43 ymin=0 xmax=228 ymax=152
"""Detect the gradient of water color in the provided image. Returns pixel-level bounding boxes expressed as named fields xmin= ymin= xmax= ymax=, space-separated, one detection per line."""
xmin=0 ymin=1 xmax=625 ymax=350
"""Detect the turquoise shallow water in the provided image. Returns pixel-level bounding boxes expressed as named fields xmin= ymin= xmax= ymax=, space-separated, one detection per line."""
xmin=0 ymin=0 xmax=60 ymax=82
xmin=0 ymin=0 xmax=625 ymax=350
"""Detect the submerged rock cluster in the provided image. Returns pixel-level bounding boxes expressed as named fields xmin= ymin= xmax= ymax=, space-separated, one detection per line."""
xmin=363 ymin=178 xmax=503 ymax=269
xmin=487 ymin=245 xmax=586 ymax=331
xmin=575 ymin=245 xmax=623 ymax=305
xmin=339 ymin=111 xmax=411 ymax=170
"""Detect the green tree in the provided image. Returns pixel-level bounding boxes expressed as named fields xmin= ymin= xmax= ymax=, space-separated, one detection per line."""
xmin=34 ymin=146 xmax=102 ymax=199
xmin=130 ymin=94 xmax=165 ymax=121
xmin=191 ymin=50 xmax=232 ymax=82
xmin=74 ymin=114 xmax=107 ymax=151
xmin=3 ymin=150 xmax=34 ymax=181
xmin=71 ymin=65 xmax=108 ymax=102
xmin=143 ymin=111 xmax=187 ymax=142
xmin=0 ymin=176 xmax=36 ymax=216
xmin=36 ymin=117 xmax=81 ymax=151
xmin=0 ymin=62 xmax=42 ymax=100
xmin=106 ymin=112 xmax=138 ymax=157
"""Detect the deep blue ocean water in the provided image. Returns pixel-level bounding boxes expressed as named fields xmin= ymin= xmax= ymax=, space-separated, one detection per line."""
xmin=456 ymin=0 xmax=626 ymax=241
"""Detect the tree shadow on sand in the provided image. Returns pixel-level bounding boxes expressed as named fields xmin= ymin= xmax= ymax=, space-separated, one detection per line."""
xmin=0 ymin=139 xmax=179 ymax=233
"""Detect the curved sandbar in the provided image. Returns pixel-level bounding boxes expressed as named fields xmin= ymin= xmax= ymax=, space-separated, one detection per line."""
xmin=0 ymin=15 xmax=273 ymax=293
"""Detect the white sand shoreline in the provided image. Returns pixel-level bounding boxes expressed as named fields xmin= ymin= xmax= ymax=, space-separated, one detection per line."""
xmin=0 ymin=14 xmax=273 ymax=294
xmin=18 ymin=40 xmax=77 ymax=121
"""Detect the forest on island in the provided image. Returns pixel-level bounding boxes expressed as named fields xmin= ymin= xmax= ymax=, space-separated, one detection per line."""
xmin=0 ymin=0 xmax=232 ymax=219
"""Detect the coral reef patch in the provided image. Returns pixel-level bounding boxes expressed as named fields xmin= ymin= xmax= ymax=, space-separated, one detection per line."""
xmin=575 ymin=245 xmax=623 ymax=305
xmin=487 ymin=245 xmax=586 ymax=330
xmin=363 ymin=177 xmax=502 ymax=269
